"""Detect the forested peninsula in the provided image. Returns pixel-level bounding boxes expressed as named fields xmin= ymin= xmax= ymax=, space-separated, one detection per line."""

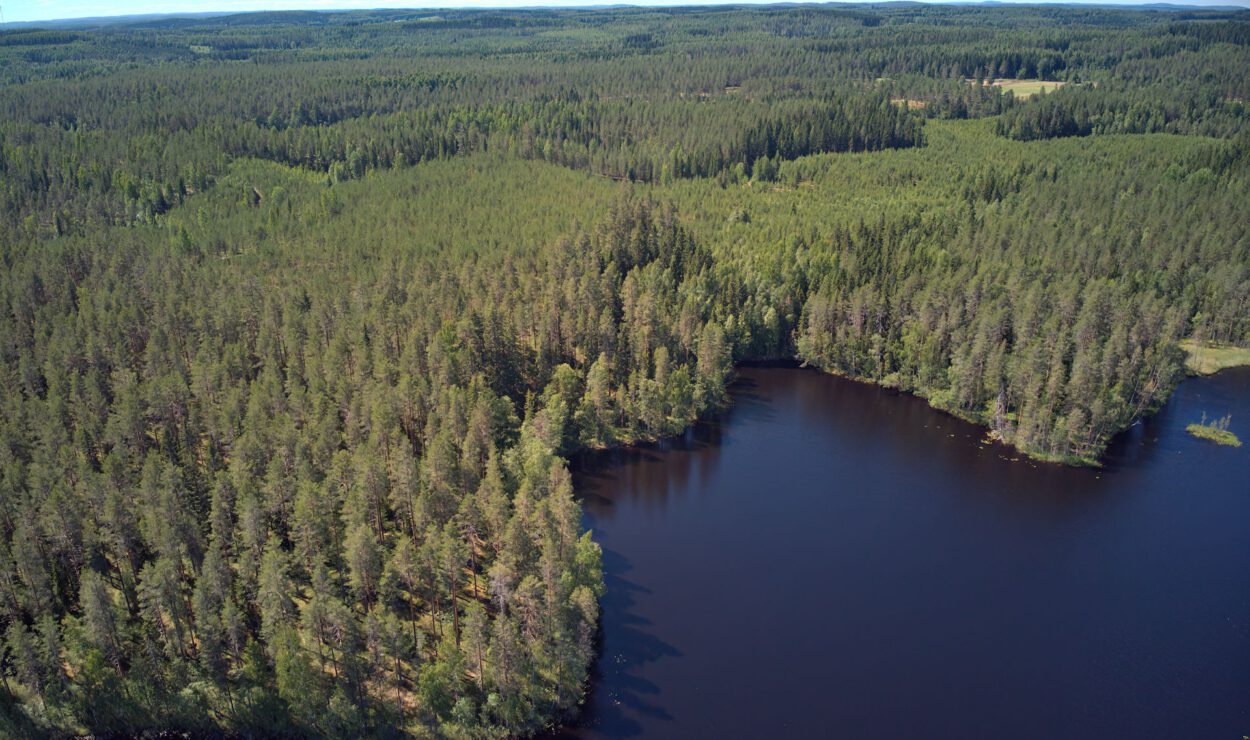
xmin=1 ymin=5 xmax=1248 ymax=736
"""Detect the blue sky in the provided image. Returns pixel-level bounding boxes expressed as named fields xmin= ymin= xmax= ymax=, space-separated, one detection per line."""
xmin=2 ymin=0 xmax=1247 ymax=25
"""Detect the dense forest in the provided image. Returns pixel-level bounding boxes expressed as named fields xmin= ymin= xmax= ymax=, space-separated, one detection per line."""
xmin=1 ymin=4 xmax=1248 ymax=737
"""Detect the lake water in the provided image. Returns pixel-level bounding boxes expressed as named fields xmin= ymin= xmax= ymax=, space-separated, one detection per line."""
xmin=561 ymin=365 xmax=1250 ymax=739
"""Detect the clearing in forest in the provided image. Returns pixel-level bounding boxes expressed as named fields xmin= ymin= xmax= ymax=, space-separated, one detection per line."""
xmin=987 ymin=79 xmax=1067 ymax=97
xmin=1180 ymin=340 xmax=1250 ymax=375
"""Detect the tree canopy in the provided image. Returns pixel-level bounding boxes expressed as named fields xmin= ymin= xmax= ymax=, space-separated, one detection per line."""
xmin=0 ymin=4 xmax=1247 ymax=736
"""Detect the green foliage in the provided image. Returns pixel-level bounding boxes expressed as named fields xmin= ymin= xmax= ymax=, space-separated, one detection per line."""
xmin=0 ymin=4 xmax=1248 ymax=736
xmin=1187 ymin=414 xmax=1242 ymax=447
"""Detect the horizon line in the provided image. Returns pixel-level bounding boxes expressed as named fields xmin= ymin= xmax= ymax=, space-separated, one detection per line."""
xmin=4 ymin=0 xmax=1249 ymax=28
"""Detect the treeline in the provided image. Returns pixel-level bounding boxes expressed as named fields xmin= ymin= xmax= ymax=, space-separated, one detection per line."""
xmin=235 ymin=94 xmax=922 ymax=184
xmin=881 ymin=76 xmax=1018 ymax=120
xmin=0 ymin=190 xmax=740 ymax=736
xmin=997 ymin=83 xmax=1249 ymax=141
xmin=0 ymin=88 xmax=921 ymax=239
xmin=5 ymin=4 xmax=1249 ymax=239
xmin=8 ymin=5 xmax=1238 ymax=88
xmin=996 ymin=19 xmax=1250 ymax=141
xmin=783 ymin=129 xmax=1248 ymax=461
xmin=794 ymin=220 xmax=1189 ymax=463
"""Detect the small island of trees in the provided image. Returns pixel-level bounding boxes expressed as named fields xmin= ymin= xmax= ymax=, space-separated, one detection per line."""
xmin=1187 ymin=414 xmax=1243 ymax=447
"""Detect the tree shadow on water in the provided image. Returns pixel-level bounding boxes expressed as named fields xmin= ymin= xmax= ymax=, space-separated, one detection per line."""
xmin=551 ymin=547 xmax=680 ymax=738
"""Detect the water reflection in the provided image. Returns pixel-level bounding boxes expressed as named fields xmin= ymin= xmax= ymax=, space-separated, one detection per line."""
xmin=573 ymin=410 xmax=731 ymax=516
xmin=561 ymin=366 xmax=1250 ymax=739
xmin=587 ymin=547 xmax=678 ymax=736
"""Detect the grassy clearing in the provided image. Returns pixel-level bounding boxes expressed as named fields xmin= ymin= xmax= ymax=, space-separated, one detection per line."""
xmin=890 ymin=98 xmax=927 ymax=110
xmin=1179 ymin=340 xmax=1250 ymax=375
xmin=987 ymin=79 xmax=1066 ymax=98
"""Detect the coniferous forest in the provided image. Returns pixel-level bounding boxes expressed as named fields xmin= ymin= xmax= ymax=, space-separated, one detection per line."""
xmin=1 ymin=4 xmax=1249 ymax=736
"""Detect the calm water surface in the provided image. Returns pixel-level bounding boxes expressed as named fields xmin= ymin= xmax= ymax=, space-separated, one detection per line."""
xmin=561 ymin=366 xmax=1250 ymax=739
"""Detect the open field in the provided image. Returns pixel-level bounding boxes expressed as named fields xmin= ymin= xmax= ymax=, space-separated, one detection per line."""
xmin=891 ymin=98 xmax=928 ymax=110
xmin=1180 ymin=340 xmax=1250 ymax=375
xmin=988 ymin=79 xmax=1067 ymax=97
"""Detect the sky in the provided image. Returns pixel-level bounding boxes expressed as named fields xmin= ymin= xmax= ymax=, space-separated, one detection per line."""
xmin=2 ymin=0 xmax=1247 ymax=25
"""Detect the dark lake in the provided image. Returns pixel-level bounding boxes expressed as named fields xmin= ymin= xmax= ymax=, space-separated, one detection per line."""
xmin=561 ymin=365 xmax=1250 ymax=739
